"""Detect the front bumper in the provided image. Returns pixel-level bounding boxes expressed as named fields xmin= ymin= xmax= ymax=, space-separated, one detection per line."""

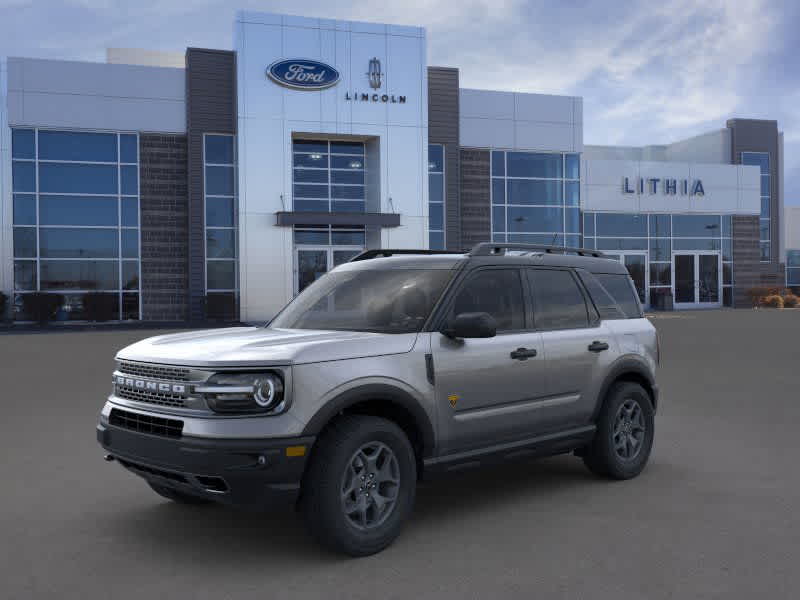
xmin=97 ymin=420 xmax=315 ymax=509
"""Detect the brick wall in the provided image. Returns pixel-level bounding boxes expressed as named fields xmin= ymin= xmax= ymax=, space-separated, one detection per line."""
xmin=732 ymin=215 xmax=787 ymax=307
xmin=460 ymin=149 xmax=491 ymax=249
xmin=139 ymin=134 xmax=189 ymax=321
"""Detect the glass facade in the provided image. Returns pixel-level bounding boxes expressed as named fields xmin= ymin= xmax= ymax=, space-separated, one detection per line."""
xmin=428 ymin=144 xmax=445 ymax=249
xmin=742 ymin=152 xmax=770 ymax=261
xmin=292 ymin=140 xmax=365 ymax=213
xmin=787 ymin=250 xmax=800 ymax=290
xmin=584 ymin=213 xmax=734 ymax=307
xmin=11 ymin=128 xmax=140 ymax=320
xmin=204 ymin=134 xmax=238 ymax=301
xmin=491 ymin=150 xmax=580 ymax=247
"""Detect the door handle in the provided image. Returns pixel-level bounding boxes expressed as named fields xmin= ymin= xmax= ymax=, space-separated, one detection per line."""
xmin=588 ymin=341 xmax=609 ymax=352
xmin=510 ymin=347 xmax=538 ymax=360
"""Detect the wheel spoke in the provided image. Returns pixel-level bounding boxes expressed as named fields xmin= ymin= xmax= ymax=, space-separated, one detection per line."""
xmin=340 ymin=441 xmax=401 ymax=531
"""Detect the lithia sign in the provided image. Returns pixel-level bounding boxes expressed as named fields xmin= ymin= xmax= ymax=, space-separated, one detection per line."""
xmin=267 ymin=57 xmax=406 ymax=103
xmin=623 ymin=177 xmax=705 ymax=196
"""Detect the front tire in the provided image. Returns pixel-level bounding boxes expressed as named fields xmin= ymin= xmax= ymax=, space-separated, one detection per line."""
xmin=583 ymin=382 xmax=654 ymax=479
xmin=301 ymin=415 xmax=417 ymax=556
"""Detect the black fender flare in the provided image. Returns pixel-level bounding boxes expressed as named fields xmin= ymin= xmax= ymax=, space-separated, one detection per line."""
xmin=301 ymin=384 xmax=436 ymax=457
xmin=592 ymin=357 xmax=658 ymax=420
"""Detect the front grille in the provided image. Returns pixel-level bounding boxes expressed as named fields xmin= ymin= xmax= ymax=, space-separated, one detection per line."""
xmin=115 ymin=387 xmax=187 ymax=408
xmin=109 ymin=408 xmax=184 ymax=438
xmin=118 ymin=361 xmax=191 ymax=382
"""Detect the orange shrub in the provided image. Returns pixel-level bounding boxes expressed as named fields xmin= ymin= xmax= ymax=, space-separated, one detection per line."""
xmin=762 ymin=295 xmax=784 ymax=308
xmin=782 ymin=294 xmax=799 ymax=308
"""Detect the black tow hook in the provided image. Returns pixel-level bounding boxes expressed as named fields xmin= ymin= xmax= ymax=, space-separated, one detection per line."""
xmin=103 ymin=454 xmax=115 ymax=462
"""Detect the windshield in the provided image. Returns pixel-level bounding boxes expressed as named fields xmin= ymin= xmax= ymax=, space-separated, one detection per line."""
xmin=270 ymin=268 xmax=454 ymax=333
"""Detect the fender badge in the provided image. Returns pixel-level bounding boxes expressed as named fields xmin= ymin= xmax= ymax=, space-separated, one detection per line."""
xmin=448 ymin=394 xmax=459 ymax=409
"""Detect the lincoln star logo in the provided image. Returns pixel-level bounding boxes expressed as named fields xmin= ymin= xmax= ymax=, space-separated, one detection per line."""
xmin=267 ymin=59 xmax=341 ymax=90
xmin=115 ymin=375 xmax=186 ymax=394
xmin=367 ymin=57 xmax=382 ymax=89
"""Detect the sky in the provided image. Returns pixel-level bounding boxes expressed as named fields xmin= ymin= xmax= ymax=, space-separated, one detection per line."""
xmin=1 ymin=0 xmax=798 ymax=204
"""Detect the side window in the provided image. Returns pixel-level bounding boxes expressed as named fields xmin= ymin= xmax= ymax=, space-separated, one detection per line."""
xmin=527 ymin=269 xmax=589 ymax=330
xmin=450 ymin=269 xmax=525 ymax=332
xmin=594 ymin=273 xmax=643 ymax=318
xmin=577 ymin=270 xmax=626 ymax=320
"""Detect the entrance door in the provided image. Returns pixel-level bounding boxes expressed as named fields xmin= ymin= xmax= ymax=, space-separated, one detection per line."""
xmin=295 ymin=247 xmax=362 ymax=294
xmin=604 ymin=252 xmax=648 ymax=308
xmin=672 ymin=252 xmax=721 ymax=308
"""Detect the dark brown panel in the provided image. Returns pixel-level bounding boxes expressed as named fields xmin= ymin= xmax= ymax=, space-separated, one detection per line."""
xmin=186 ymin=48 xmax=237 ymax=321
xmin=459 ymin=148 xmax=491 ymax=249
xmin=275 ymin=211 xmax=401 ymax=227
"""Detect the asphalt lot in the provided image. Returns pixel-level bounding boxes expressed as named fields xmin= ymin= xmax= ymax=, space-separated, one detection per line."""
xmin=2 ymin=309 xmax=799 ymax=599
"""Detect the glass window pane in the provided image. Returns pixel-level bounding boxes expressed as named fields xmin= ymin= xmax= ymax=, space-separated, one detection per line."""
xmin=565 ymin=181 xmax=579 ymax=206
xmin=565 ymin=234 xmax=581 ymax=249
xmin=122 ymin=261 xmax=139 ymax=290
xmin=13 ymin=194 xmax=36 ymax=225
xmin=294 ymin=183 xmax=329 ymax=199
xmin=294 ymin=153 xmax=329 ymax=168
xmin=649 ymin=238 xmax=671 ymax=261
xmin=565 ymin=207 xmax=580 ymax=233
xmin=14 ymin=261 xmax=37 ymax=291
xmin=122 ymin=229 xmax=139 ymax=258
xmin=650 ymin=263 xmax=671 ymax=286
xmin=428 ymin=144 xmax=444 ymax=172
xmin=122 ymin=293 xmax=139 ymax=320
xmin=595 ymin=273 xmax=642 ymax=318
xmin=509 ymin=233 xmax=565 ymax=244
xmin=120 ymin=134 xmax=138 ymax=163
xmin=760 ymin=220 xmax=770 ymax=241
xmin=723 ymin=287 xmax=732 ymax=307
xmin=12 ymin=129 xmax=35 ymax=159
xmin=761 ymin=197 xmax=770 ymax=218
xmin=293 ymin=140 xmax=328 ymax=154
xmin=673 ymin=238 xmax=721 ymax=251
xmin=331 ymin=170 xmax=364 ymax=185
xmin=596 ymin=238 xmax=647 ymax=251
xmin=583 ymin=236 xmax=595 ymax=249
xmin=492 ymin=179 xmax=505 ymax=205
xmin=429 ymin=231 xmax=444 ymax=250
xmin=741 ymin=152 xmax=769 ymax=174
xmin=491 ymin=151 xmax=505 ymax=177
xmin=205 ymin=135 xmax=234 ymax=164
xmin=507 ymin=206 xmax=563 ymax=232
xmin=331 ymin=185 xmax=364 ymax=200
xmin=40 ymin=260 xmax=119 ymax=290
xmin=760 ymin=242 xmax=770 ymax=261
xmin=121 ymin=165 xmax=138 ymax=195
xmin=295 ymin=199 xmax=329 ymax=212
xmin=788 ymin=268 xmax=800 ymax=285
xmin=39 ymin=163 xmax=118 ymax=194
xmin=492 ymin=233 xmax=507 ymax=243
xmin=38 ymin=130 xmax=117 ymax=162
xmin=330 ymin=141 xmax=364 ymax=155
xmin=429 ymin=173 xmax=443 ymax=204
xmin=207 ymin=229 xmax=236 ymax=258
xmin=331 ymin=155 xmax=362 ymax=170
xmin=294 ymin=229 xmax=329 ymax=244
xmin=507 ymin=152 xmax=562 ymax=178
xmin=12 ymin=161 xmax=35 ymax=192
xmin=205 ymin=166 xmax=235 ymax=195
xmin=723 ymin=263 xmax=732 ymax=285
xmin=722 ymin=238 xmax=732 ymax=261
xmin=565 ymin=154 xmax=580 ymax=179
xmin=596 ymin=213 xmax=647 ymax=237
xmin=40 ymin=228 xmax=118 ymax=258
xmin=721 ymin=215 xmax=732 ymax=237
xmin=331 ymin=230 xmax=366 ymax=245
xmin=760 ymin=175 xmax=770 ymax=196
xmin=40 ymin=195 xmax=118 ymax=226
xmin=507 ymin=180 xmax=562 ymax=205
xmin=13 ymin=227 xmax=37 ymax=258
xmin=331 ymin=200 xmax=365 ymax=213
xmin=206 ymin=197 xmax=234 ymax=227
xmin=673 ymin=214 xmax=721 ymax=237
xmin=207 ymin=260 xmax=236 ymax=290
xmin=528 ymin=269 xmax=588 ymax=330
xmin=649 ymin=214 xmax=671 ymax=237
xmin=583 ymin=213 xmax=595 ymax=236
xmin=492 ymin=206 xmax=505 ymax=233
xmin=121 ymin=198 xmax=138 ymax=227
xmin=293 ymin=168 xmax=329 ymax=184
xmin=429 ymin=202 xmax=444 ymax=230
xmin=453 ymin=270 xmax=525 ymax=331
xmin=787 ymin=251 xmax=800 ymax=268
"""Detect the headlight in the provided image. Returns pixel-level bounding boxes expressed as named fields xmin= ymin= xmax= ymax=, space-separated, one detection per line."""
xmin=197 ymin=372 xmax=286 ymax=415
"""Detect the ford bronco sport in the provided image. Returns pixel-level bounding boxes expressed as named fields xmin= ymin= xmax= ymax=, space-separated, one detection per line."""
xmin=97 ymin=242 xmax=659 ymax=556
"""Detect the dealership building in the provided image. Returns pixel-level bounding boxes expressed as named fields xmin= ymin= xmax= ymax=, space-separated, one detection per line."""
xmin=0 ymin=11 xmax=793 ymax=323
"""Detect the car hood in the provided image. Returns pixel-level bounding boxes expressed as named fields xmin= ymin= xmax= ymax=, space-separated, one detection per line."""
xmin=115 ymin=327 xmax=418 ymax=367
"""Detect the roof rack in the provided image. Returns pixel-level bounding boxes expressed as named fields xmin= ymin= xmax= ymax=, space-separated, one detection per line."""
xmin=468 ymin=242 xmax=605 ymax=258
xmin=349 ymin=249 xmax=460 ymax=262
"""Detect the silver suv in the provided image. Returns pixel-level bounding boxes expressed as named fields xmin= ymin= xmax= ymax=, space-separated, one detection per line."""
xmin=97 ymin=243 xmax=659 ymax=556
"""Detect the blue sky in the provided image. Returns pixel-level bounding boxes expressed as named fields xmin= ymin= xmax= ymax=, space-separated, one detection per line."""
xmin=2 ymin=0 xmax=798 ymax=204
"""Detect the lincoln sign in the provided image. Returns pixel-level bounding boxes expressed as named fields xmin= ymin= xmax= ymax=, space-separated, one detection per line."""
xmin=623 ymin=177 xmax=705 ymax=196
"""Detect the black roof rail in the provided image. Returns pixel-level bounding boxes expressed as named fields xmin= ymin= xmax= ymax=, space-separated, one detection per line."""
xmin=469 ymin=242 xmax=605 ymax=258
xmin=349 ymin=248 xmax=461 ymax=262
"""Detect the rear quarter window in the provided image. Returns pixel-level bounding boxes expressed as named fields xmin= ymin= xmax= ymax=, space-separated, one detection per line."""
xmin=593 ymin=273 xmax=643 ymax=318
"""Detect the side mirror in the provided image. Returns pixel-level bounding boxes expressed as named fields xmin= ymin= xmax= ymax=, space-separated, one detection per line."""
xmin=442 ymin=312 xmax=497 ymax=339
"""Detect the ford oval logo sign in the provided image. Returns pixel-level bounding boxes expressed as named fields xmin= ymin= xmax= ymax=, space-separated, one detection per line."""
xmin=267 ymin=59 xmax=340 ymax=90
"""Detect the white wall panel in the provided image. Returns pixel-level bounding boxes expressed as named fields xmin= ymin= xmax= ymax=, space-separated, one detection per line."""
xmin=514 ymin=121 xmax=574 ymax=152
xmin=460 ymin=89 xmax=514 ymax=119
xmin=460 ymin=117 xmax=514 ymax=149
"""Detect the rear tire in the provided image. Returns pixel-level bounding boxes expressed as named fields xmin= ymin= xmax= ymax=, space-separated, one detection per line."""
xmin=301 ymin=415 xmax=417 ymax=556
xmin=148 ymin=482 xmax=210 ymax=505
xmin=583 ymin=382 xmax=654 ymax=480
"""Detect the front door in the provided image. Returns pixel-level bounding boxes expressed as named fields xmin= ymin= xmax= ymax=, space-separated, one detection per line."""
xmin=432 ymin=268 xmax=549 ymax=454
xmin=604 ymin=252 xmax=648 ymax=308
xmin=295 ymin=247 xmax=362 ymax=294
xmin=672 ymin=252 xmax=721 ymax=309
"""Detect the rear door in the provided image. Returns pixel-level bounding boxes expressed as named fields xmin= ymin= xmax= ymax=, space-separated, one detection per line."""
xmin=526 ymin=268 xmax=619 ymax=431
